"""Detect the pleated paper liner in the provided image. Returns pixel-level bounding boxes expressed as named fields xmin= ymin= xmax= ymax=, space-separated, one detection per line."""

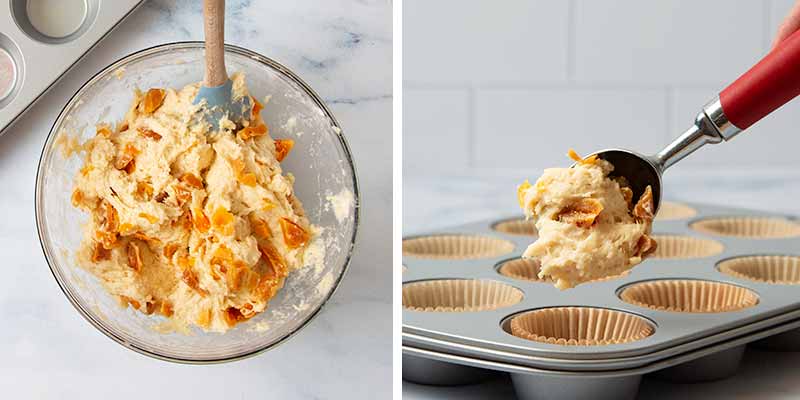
xmin=718 ymin=255 xmax=800 ymax=285
xmin=690 ymin=217 xmax=800 ymax=239
xmin=509 ymin=307 xmax=654 ymax=346
xmin=402 ymin=235 xmax=514 ymax=260
xmin=492 ymin=218 xmax=537 ymax=236
xmin=619 ymin=279 xmax=759 ymax=313
xmin=655 ymin=201 xmax=697 ymax=221
xmin=650 ymin=235 xmax=724 ymax=259
xmin=402 ymin=279 xmax=524 ymax=312
xmin=497 ymin=257 xmax=627 ymax=284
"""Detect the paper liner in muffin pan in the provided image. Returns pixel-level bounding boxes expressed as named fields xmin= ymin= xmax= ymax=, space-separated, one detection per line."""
xmin=402 ymin=234 xmax=515 ymax=260
xmin=618 ymin=279 xmax=759 ymax=313
xmin=403 ymin=202 xmax=800 ymax=396
xmin=691 ymin=216 xmax=800 ymax=238
xmin=655 ymin=201 xmax=697 ymax=221
xmin=649 ymin=235 xmax=724 ymax=259
xmin=509 ymin=307 xmax=654 ymax=346
xmin=492 ymin=218 xmax=538 ymax=236
xmin=402 ymin=279 xmax=524 ymax=312
xmin=497 ymin=257 xmax=627 ymax=284
xmin=718 ymin=255 xmax=800 ymax=284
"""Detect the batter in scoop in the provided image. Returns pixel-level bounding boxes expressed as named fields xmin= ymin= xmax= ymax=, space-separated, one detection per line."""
xmin=517 ymin=150 xmax=656 ymax=289
xmin=70 ymin=73 xmax=312 ymax=332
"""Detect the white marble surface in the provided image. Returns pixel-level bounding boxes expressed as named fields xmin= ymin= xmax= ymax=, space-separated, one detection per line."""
xmin=0 ymin=0 xmax=391 ymax=398
xmin=403 ymin=170 xmax=800 ymax=399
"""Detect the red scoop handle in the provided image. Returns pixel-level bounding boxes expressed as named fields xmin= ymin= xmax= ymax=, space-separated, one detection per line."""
xmin=720 ymin=28 xmax=800 ymax=129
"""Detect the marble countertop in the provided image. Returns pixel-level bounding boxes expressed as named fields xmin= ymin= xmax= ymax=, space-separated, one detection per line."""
xmin=0 ymin=0 xmax=390 ymax=398
xmin=403 ymin=170 xmax=800 ymax=399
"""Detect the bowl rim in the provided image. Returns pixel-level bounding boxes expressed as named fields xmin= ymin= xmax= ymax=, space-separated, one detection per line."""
xmin=34 ymin=41 xmax=360 ymax=364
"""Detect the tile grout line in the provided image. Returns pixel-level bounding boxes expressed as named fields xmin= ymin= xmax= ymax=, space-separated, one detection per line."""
xmin=566 ymin=0 xmax=577 ymax=82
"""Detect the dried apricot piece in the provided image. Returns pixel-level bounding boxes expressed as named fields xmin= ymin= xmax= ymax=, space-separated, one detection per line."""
xmin=633 ymin=186 xmax=655 ymax=222
xmin=159 ymin=301 xmax=174 ymax=317
xmin=127 ymin=242 xmax=142 ymax=272
xmin=71 ymin=189 xmax=84 ymax=207
xmin=223 ymin=306 xmax=251 ymax=327
xmin=119 ymin=223 xmax=135 ymax=235
xmin=96 ymin=124 xmax=112 ymax=137
xmin=211 ymin=207 xmax=235 ymax=236
xmin=237 ymin=124 xmax=268 ymax=140
xmin=120 ymin=295 xmax=140 ymax=310
xmin=181 ymin=267 xmax=208 ymax=296
xmin=225 ymin=261 xmax=248 ymax=291
xmin=142 ymin=88 xmax=166 ymax=114
xmin=635 ymin=234 xmax=658 ymax=258
xmin=139 ymin=212 xmax=159 ymax=224
xmin=517 ymin=180 xmax=531 ymax=208
xmin=274 ymin=139 xmax=294 ymax=162
xmin=196 ymin=308 xmax=212 ymax=328
xmin=180 ymin=173 xmax=204 ymax=189
xmin=262 ymin=198 xmax=276 ymax=211
xmin=137 ymin=127 xmax=162 ymax=141
xmin=192 ymin=208 xmax=210 ymax=233
xmin=135 ymin=181 xmax=153 ymax=200
xmin=211 ymin=245 xmax=234 ymax=265
xmin=163 ymin=243 xmax=179 ymax=259
xmin=238 ymin=172 xmax=257 ymax=187
xmin=258 ymin=241 xmax=287 ymax=277
xmin=557 ymin=198 xmax=604 ymax=228
xmin=279 ymin=217 xmax=309 ymax=249
xmin=114 ymin=143 xmax=139 ymax=172
xmin=250 ymin=215 xmax=271 ymax=238
xmin=91 ymin=242 xmax=111 ymax=262
xmin=251 ymin=96 xmax=263 ymax=119
xmin=80 ymin=165 xmax=94 ymax=176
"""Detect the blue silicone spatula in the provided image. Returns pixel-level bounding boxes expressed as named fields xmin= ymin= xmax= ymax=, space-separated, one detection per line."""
xmin=193 ymin=0 xmax=251 ymax=132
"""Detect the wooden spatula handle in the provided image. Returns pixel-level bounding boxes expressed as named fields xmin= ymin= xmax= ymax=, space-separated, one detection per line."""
xmin=203 ymin=0 xmax=227 ymax=87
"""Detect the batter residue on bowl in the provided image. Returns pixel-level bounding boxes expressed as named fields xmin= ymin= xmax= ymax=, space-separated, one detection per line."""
xmin=517 ymin=150 xmax=656 ymax=289
xmin=70 ymin=73 xmax=314 ymax=332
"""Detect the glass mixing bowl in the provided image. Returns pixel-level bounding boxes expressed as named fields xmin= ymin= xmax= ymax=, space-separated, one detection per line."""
xmin=35 ymin=42 xmax=359 ymax=363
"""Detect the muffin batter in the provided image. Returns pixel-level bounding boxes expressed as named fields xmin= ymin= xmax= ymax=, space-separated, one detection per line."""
xmin=70 ymin=73 xmax=312 ymax=332
xmin=517 ymin=150 xmax=656 ymax=289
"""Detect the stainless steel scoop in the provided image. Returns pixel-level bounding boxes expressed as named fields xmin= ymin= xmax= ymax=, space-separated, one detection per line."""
xmin=588 ymin=28 xmax=800 ymax=213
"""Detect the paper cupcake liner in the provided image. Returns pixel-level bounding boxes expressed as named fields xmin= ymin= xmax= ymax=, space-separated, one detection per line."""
xmin=690 ymin=217 xmax=800 ymax=239
xmin=402 ymin=235 xmax=515 ymax=260
xmin=498 ymin=257 xmax=627 ymax=283
xmin=492 ymin=218 xmax=537 ymax=236
xmin=718 ymin=255 xmax=800 ymax=284
xmin=509 ymin=307 xmax=654 ymax=346
xmin=655 ymin=201 xmax=697 ymax=221
xmin=619 ymin=279 xmax=759 ymax=313
xmin=650 ymin=235 xmax=724 ymax=259
xmin=402 ymin=279 xmax=524 ymax=312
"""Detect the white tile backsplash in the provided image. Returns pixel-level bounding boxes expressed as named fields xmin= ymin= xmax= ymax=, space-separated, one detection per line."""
xmin=404 ymin=0 xmax=798 ymax=173
xmin=671 ymin=87 xmax=800 ymax=169
xmin=474 ymin=88 xmax=669 ymax=170
xmin=403 ymin=0 xmax=569 ymax=84
xmin=574 ymin=0 xmax=765 ymax=85
xmin=404 ymin=88 xmax=471 ymax=176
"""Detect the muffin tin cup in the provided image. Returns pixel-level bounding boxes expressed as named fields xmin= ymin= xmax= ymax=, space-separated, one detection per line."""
xmin=404 ymin=312 xmax=800 ymax=399
xmin=0 ymin=0 xmax=144 ymax=134
xmin=404 ymin=202 xmax=800 ymax=391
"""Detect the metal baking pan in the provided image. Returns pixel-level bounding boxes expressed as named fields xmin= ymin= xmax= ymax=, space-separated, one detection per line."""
xmin=403 ymin=313 xmax=800 ymax=400
xmin=402 ymin=201 xmax=800 ymax=381
xmin=0 ymin=0 xmax=144 ymax=136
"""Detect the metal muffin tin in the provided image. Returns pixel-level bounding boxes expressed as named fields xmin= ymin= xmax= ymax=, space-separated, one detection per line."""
xmin=0 ymin=0 xmax=144 ymax=136
xmin=403 ymin=201 xmax=800 ymax=400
